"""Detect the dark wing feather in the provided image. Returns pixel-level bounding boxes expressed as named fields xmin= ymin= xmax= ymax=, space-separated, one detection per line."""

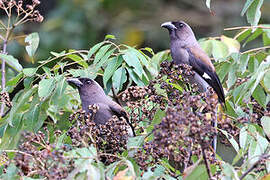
xmin=109 ymin=102 xmax=136 ymax=136
xmin=187 ymin=49 xmax=225 ymax=104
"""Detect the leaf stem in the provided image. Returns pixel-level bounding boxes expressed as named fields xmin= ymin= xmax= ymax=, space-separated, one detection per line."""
xmin=224 ymin=25 xmax=270 ymax=31
xmin=241 ymin=46 xmax=270 ymax=54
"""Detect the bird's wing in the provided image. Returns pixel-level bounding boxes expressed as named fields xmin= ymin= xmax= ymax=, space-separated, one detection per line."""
xmin=187 ymin=47 xmax=225 ymax=104
xmin=108 ymin=101 xmax=128 ymax=118
xmin=108 ymin=101 xmax=136 ymax=136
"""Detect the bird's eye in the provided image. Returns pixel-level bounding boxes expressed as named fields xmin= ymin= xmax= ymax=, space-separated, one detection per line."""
xmin=86 ymin=80 xmax=91 ymax=84
xmin=179 ymin=23 xmax=184 ymax=28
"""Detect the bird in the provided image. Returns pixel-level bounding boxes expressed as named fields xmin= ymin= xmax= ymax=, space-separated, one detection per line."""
xmin=67 ymin=77 xmax=135 ymax=136
xmin=161 ymin=21 xmax=225 ymax=105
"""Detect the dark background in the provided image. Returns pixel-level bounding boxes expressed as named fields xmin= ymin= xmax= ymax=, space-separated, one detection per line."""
xmin=7 ymin=0 xmax=270 ymax=66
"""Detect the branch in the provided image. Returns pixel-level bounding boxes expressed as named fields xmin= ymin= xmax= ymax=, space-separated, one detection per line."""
xmin=201 ymin=146 xmax=212 ymax=179
xmin=0 ymin=39 xmax=7 ymax=117
xmin=239 ymin=154 xmax=270 ymax=180
xmin=224 ymin=25 xmax=270 ymax=31
xmin=241 ymin=46 xmax=270 ymax=55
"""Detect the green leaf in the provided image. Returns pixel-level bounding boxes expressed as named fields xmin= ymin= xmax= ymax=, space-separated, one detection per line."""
xmin=239 ymin=54 xmax=250 ymax=74
xmin=6 ymin=87 xmax=38 ymax=126
xmin=239 ymin=126 xmax=248 ymax=149
xmin=127 ymin=136 xmax=145 ymax=150
xmin=87 ymin=42 xmax=105 ymax=59
xmin=0 ymin=163 xmax=19 ymax=179
xmin=38 ymin=79 xmax=56 ymax=98
xmin=243 ymin=28 xmax=263 ymax=46
xmin=126 ymin=66 xmax=144 ymax=86
xmin=23 ymin=68 xmax=37 ymax=77
xmin=211 ymin=40 xmax=229 ymax=60
xmin=147 ymin=109 xmax=166 ymax=133
xmin=221 ymin=35 xmax=240 ymax=54
xmin=112 ymin=67 xmax=127 ymax=93
xmin=227 ymin=64 xmax=237 ymax=89
xmin=25 ymin=32 xmax=39 ymax=57
xmin=103 ymin=56 xmax=123 ymax=88
xmin=252 ymin=85 xmax=266 ymax=108
xmin=67 ymin=53 xmax=88 ymax=68
xmin=93 ymin=44 xmax=112 ymax=64
xmin=263 ymin=70 xmax=270 ymax=92
xmin=6 ymin=72 xmax=23 ymax=86
xmin=67 ymin=66 xmax=97 ymax=79
xmin=216 ymin=62 xmax=230 ymax=82
xmin=123 ymin=50 xmax=143 ymax=78
xmin=96 ymin=48 xmax=116 ymax=69
xmin=261 ymin=116 xmax=270 ymax=139
xmin=50 ymin=50 xmax=66 ymax=57
xmin=105 ymin=34 xmax=116 ymax=40
xmin=185 ymin=164 xmax=216 ymax=180
xmin=206 ymin=0 xmax=211 ymax=10
xmin=219 ymin=129 xmax=239 ymax=153
xmin=241 ymin=0 xmax=255 ymax=15
xmin=0 ymin=54 xmax=23 ymax=72
xmin=246 ymin=0 xmax=264 ymax=26
xmin=199 ymin=39 xmax=212 ymax=56
xmin=236 ymin=29 xmax=252 ymax=42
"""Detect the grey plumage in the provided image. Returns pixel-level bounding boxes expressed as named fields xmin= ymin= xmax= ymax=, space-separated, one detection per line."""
xmin=161 ymin=21 xmax=225 ymax=104
xmin=67 ymin=77 xmax=135 ymax=135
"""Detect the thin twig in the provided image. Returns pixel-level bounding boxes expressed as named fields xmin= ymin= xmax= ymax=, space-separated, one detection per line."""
xmin=201 ymin=147 xmax=212 ymax=179
xmin=2 ymin=149 xmax=33 ymax=157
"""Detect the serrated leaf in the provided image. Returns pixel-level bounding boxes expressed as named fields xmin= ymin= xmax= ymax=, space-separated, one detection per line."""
xmin=38 ymin=79 xmax=56 ymax=98
xmin=25 ymin=32 xmax=39 ymax=57
xmin=0 ymin=54 xmax=22 ymax=72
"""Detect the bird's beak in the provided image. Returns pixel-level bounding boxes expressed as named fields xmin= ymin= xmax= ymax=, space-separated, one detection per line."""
xmin=67 ymin=78 xmax=83 ymax=88
xmin=161 ymin=21 xmax=177 ymax=30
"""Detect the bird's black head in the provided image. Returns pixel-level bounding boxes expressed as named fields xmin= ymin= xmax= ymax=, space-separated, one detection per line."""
xmin=67 ymin=77 xmax=95 ymax=89
xmin=161 ymin=21 xmax=196 ymax=43
xmin=67 ymin=77 xmax=105 ymax=98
